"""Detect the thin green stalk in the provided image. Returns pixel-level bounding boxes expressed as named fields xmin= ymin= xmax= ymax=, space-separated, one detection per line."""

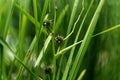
xmin=33 ymin=0 xmax=39 ymax=34
xmin=52 ymin=0 xmax=57 ymax=31
xmin=52 ymin=1 xmax=56 ymax=60
xmin=52 ymin=5 xmax=69 ymax=80
xmin=64 ymin=0 xmax=80 ymax=47
xmin=33 ymin=0 xmax=39 ymax=27
xmin=53 ymin=47 xmax=60 ymax=80
xmin=18 ymin=0 xmax=31 ymax=60
xmin=68 ymin=0 xmax=104 ymax=80
xmin=18 ymin=0 xmax=22 ymax=60
xmin=52 ymin=55 xmax=57 ymax=80
xmin=3 ymin=0 xmax=15 ymax=39
xmin=77 ymin=69 xmax=86 ymax=80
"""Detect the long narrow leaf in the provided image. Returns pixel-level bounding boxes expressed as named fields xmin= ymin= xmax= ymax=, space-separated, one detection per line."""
xmin=34 ymin=33 xmax=52 ymax=67
xmin=68 ymin=0 xmax=105 ymax=79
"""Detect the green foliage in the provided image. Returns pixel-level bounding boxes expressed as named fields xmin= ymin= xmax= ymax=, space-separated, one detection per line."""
xmin=0 ymin=0 xmax=120 ymax=80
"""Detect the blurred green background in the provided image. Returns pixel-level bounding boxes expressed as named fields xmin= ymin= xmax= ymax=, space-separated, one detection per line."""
xmin=83 ymin=0 xmax=120 ymax=80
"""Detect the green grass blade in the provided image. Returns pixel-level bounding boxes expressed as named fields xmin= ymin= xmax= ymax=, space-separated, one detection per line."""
xmin=52 ymin=1 xmax=57 ymax=54
xmin=77 ymin=69 xmax=86 ymax=80
xmin=53 ymin=4 xmax=69 ymax=33
xmin=34 ymin=33 xmax=52 ymax=67
xmin=68 ymin=0 xmax=105 ymax=79
xmin=56 ymin=55 xmax=63 ymax=80
xmin=33 ymin=0 xmax=39 ymax=31
xmin=3 ymin=0 xmax=15 ymax=39
xmin=55 ymin=40 xmax=82 ymax=58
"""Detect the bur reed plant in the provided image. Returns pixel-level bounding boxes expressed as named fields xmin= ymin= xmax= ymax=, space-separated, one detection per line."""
xmin=0 ymin=0 xmax=120 ymax=80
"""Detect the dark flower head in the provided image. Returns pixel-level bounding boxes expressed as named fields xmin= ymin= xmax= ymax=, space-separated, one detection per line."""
xmin=55 ymin=35 xmax=64 ymax=44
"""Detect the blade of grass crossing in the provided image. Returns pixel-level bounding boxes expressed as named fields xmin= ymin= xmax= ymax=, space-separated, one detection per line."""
xmin=68 ymin=0 xmax=104 ymax=80
xmin=55 ymin=40 xmax=83 ymax=58
xmin=62 ymin=0 xmax=94 ymax=79
xmin=92 ymin=24 xmax=120 ymax=37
